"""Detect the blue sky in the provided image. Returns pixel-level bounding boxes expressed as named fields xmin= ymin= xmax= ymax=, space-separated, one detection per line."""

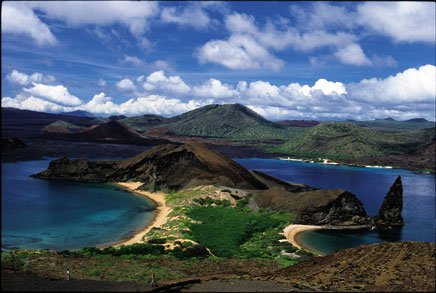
xmin=1 ymin=1 xmax=435 ymax=120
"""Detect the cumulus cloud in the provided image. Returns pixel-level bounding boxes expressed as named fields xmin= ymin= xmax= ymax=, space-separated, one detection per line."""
xmin=116 ymin=78 xmax=136 ymax=91
xmin=161 ymin=4 xmax=211 ymax=29
xmin=22 ymin=83 xmax=82 ymax=106
xmin=2 ymin=1 xmax=159 ymax=45
xmin=142 ymin=71 xmax=191 ymax=95
xmin=357 ymin=2 xmax=436 ymax=43
xmin=192 ymin=79 xmax=236 ymax=99
xmin=197 ymin=34 xmax=284 ymax=71
xmin=349 ymin=64 xmax=436 ymax=104
xmin=28 ymin=1 xmax=159 ymax=37
xmin=2 ymin=65 xmax=435 ymax=121
xmin=1 ymin=2 xmax=57 ymax=46
xmin=6 ymin=69 xmax=55 ymax=86
xmin=334 ymin=44 xmax=372 ymax=66
xmin=81 ymin=93 xmax=204 ymax=117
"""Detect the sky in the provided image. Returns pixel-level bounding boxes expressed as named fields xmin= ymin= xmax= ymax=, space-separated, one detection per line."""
xmin=1 ymin=1 xmax=435 ymax=121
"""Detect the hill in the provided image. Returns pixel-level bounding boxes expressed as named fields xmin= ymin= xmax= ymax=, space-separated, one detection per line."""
xmin=273 ymin=241 xmax=434 ymax=292
xmin=1 ymin=107 xmax=94 ymax=138
xmin=349 ymin=118 xmax=435 ymax=131
xmin=121 ymin=114 xmax=168 ymax=132
xmin=70 ymin=121 xmax=156 ymax=144
xmin=275 ymin=120 xmax=320 ymax=127
xmin=42 ymin=120 xmax=84 ymax=133
xmin=124 ymin=104 xmax=307 ymax=140
xmin=34 ymin=141 xmax=268 ymax=190
xmin=270 ymin=122 xmax=435 ymax=161
xmin=58 ymin=110 xmax=95 ymax=117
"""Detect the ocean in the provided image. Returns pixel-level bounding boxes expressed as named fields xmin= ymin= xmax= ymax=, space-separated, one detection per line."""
xmin=1 ymin=160 xmax=155 ymax=251
xmin=235 ymin=158 xmax=435 ymax=254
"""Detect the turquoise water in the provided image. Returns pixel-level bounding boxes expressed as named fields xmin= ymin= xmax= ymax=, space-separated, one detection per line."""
xmin=236 ymin=158 xmax=435 ymax=254
xmin=1 ymin=160 xmax=156 ymax=251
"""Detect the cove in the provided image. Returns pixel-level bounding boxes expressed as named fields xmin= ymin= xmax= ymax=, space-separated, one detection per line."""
xmin=1 ymin=160 xmax=155 ymax=251
xmin=235 ymin=158 xmax=435 ymax=254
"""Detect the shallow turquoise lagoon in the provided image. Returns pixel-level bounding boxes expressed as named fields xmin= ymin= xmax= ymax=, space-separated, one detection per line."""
xmin=2 ymin=160 xmax=155 ymax=251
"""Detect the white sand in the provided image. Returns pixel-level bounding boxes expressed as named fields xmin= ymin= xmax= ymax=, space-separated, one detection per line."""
xmin=113 ymin=182 xmax=172 ymax=247
xmin=283 ymin=224 xmax=322 ymax=250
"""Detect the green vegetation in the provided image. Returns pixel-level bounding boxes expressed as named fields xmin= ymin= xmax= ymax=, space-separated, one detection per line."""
xmin=269 ymin=122 xmax=435 ymax=160
xmin=348 ymin=119 xmax=435 ymax=132
xmin=46 ymin=120 xmax=84 ymax=130
xmin=122 ymin=103 xmax=308 ymax=140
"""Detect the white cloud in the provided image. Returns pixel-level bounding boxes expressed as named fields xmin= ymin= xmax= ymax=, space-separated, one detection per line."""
xmin=121 ymin=55 xmax=145 ymax=67
xmin=2 ymin=95 xmax=70 ymax=112
xmin=334 ymin=44 xmax=372 ymax=66
xmin=6 ymin=69 xmax=55 ymax=86
xmin=28 ymin=1 xmax=159 ymax=37
xmin=142 ymin=71 xmax=191 ymax=95
xmin=312 ymin=79 xmax=347 ymax=96
xmin=2 ymin=1 xmax=159 ymax=45
xmin=116 ymin=78 xmax=136 ymax=91
xmin=357 ymin=2 xmax=436 ymax=43
xmin=192 ymin=79 xmax=236 ymax=99
xmin=161 ymin=5 xmax=211 ymax=29
xmin=1 ymin=2 xmax=57 ymax=46
xmin=2 ymin=65 xmax=435 ymax=121
xmin=22 ymin=83 xmax=82 ymax=106
xmin=98 ymin=79 xmax=107 ymax=87
xmin=198 ymin=34 xmax=284 ymax=71
xmin=349 ymin=64 xmax=436 ymax=104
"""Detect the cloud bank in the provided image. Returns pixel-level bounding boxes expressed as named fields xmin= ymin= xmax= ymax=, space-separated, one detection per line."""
xmin=3 ymin=65 xmax=435 ymax=121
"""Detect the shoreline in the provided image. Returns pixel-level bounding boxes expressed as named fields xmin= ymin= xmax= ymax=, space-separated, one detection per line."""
xmin=100 ymin=182 xmax=172 ymax=248
xmin=283 ymin=224 xmax=323 ymax=255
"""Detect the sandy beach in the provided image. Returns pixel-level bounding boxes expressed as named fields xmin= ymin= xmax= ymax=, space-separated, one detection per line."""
xmin=283 ymin=224 xmax=323 ymax=251
xmin=112 ymin=182 xmax=172 ymax=247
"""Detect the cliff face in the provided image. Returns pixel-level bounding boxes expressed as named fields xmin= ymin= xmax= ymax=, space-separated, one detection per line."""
xmin=33 ymin=142 xmax=268 ymax=191
xmin=376 ymin=176 xmax=404 ymax=229
xmin=256 ymin=187 xmax=368 ymax=226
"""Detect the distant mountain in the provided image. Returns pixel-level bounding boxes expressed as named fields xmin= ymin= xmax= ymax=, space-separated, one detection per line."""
xmin=405 ymin=118 xmax=429 ymax=123
xmin=121 ymin=114 xmax=168 ymax=132
xmin=376 ymin=117 xmax=396 ymax=121
xmin=275 ymin=120 xmax=319 ymax=127
xmin=1 ymin=107 xmax=95 ymax=138
xmin=136 ymin=104 xmax=307 ymax=140
xmin=348 ymin=117 xmax=435 ymax=131
xmin=73 ymin=121 xmax=145 ymax=142
xmin=59 ymin=110 xmax=95 ymax=118
xmin=42 ymin=120 xmax=85 ymax=133
xmin=271 ymin=122 xmax=434 ymax=160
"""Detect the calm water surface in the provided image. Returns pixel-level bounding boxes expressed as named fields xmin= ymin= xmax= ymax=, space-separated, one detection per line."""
xmin=2 ymin=160 xmax=155 ymax=251
xmin=236 ymin=158 xmax=435 ymax=254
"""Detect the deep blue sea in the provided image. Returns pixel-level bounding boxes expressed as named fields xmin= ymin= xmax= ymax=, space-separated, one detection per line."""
xmin=1 ymin=160 xmax=155 ymax=251
xmin=235 ymin=158 xmax=436 ymax=254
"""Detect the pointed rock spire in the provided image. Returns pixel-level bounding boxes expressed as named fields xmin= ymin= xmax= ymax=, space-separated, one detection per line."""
xmin=376 ymin=176 xmax=404 ymax=229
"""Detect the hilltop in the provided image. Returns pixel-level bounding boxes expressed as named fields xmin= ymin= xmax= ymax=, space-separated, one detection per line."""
xmin=42 ymin=120 xmax=84 ymax=133
xmin=59 ymin=110 xmax=95 ymax=118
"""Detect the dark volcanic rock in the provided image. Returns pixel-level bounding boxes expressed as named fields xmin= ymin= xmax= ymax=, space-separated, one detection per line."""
xmin=33 ymin=141 xmax=269 ymax=191
xmin=376 ymin=175 xmax=404 ymax=229
xmin=256 ymin=187 xmax=368 ymax=226
xmin=2 ymin=137 xmax=26 ymax=151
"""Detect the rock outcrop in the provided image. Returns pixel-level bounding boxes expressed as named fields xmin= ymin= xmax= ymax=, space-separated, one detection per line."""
xmin=33 ymin=141 xmax=269 ymax=191
xmin=375 ymin=175 xmax=404 ymax=229
xmin=256 ymin=187 xmax=368 ymax=226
